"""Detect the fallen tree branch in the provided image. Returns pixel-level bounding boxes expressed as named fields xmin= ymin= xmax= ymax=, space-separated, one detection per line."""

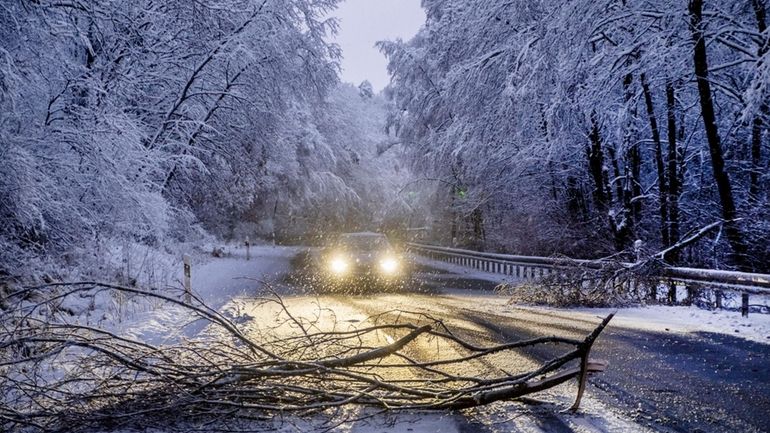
xmin=0 ymin=282 xmax=613 ymax=432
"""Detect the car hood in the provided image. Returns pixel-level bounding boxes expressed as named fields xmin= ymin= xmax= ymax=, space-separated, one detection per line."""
xmin=348 ymin=251 xmax=382 ymax=265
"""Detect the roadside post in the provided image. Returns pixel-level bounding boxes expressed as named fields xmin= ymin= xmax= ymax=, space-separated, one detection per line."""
xmin=183 ymin=254 xmax=192 ymax=303
xmin=741 ymin=293 xmax=749 ymax=317
xmin=245 ymin=236 xmax=250 ymax=261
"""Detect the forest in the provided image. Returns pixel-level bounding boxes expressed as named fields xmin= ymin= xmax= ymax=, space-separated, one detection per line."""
xmin=0 ymin=0 xmax=411 ymax=283
xmin=381 ymin=0 xmax=770 ymax=272
xmin=1 ymin=0 xmax=769 ymax=281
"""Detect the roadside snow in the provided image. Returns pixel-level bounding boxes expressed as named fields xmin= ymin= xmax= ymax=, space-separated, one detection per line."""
xmin=560 ymin=305 xmax=770 ymax=344
xmin=417 ymin=255 xmax=770 ymax=345
xmin=441 ymin=291 xmax=770 ymax=344
xmin=121 ymin=244 xmax=300 ymax=344
xmin=191 ymin=245 xmax=300 ymax=308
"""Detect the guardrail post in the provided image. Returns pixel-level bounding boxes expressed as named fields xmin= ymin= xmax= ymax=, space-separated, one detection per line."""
xmin=741 ymin=293 xmax=749 ymax=317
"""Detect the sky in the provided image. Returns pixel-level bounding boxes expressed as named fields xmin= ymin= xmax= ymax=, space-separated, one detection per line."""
xmin=332 ymin=0 xmax=425 ymax=93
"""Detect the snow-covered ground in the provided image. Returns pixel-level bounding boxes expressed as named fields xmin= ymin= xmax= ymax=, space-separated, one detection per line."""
xmin=118 ymin=244 xmax=300 ymax=344
xmin=437 ymin=292 xmax=770 ymax=344
xmin=190 ymin=244 xmax=300 ymax=306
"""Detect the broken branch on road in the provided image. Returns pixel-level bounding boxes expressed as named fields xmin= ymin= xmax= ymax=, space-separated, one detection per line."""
xmin=1 ymin=282 xmax=613 ymax=432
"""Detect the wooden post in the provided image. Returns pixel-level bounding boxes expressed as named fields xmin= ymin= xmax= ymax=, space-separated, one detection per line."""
xmin=183 ymin=254 xmax=192 ymax=303
xmin=715 ymin=290 xmax=723 ymax=309
xmin=668 ymin=281 xmax=677 ymax=305
xmin=741 ymin=293 xmax=749 ymax=317
xmin=245 ymin=236 xmax=250 ymax=261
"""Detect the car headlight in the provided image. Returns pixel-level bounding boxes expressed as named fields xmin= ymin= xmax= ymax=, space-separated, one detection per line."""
xmin=380 ymin=257 xmax=399 ymax=275
xmin=329 ymin=256 xmax=349 ymax=274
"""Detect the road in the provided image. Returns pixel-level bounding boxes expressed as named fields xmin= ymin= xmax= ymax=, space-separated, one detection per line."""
xmin=221 ymin=259 xmax=770 ymax=433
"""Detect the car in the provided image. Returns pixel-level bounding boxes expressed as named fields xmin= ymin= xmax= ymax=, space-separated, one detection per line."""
xmin=317 ymin=232 xmax=410 ymax=291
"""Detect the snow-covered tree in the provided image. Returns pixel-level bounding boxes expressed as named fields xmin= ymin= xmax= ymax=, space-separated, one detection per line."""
xmin=381 ymin=0 xmax=770 ymax=271
xmin=0 ymin=0 xmax=343 ymax=275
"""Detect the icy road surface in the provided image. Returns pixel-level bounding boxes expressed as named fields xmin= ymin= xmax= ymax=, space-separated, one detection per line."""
xmin=131 ymin=246 xmax=770 ymax=433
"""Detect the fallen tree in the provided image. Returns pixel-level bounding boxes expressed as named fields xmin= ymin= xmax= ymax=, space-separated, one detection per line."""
xmin=1 ymin=282 xmax=613 ymax=432
xmin=498 ymin=220 xmax=739 ymax=307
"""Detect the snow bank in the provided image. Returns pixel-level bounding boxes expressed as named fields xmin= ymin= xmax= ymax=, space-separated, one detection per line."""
xmin=568 ymin=305 xmax=770 ymax=344
xmin=118 ymin=245 xmax=301 ymax=344
xmin=189 ymin=245 xmax=301 ymax=307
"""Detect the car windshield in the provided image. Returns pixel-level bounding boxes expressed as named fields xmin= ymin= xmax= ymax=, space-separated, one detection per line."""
xmin=337 ymin=234 xmax=390 ymax=251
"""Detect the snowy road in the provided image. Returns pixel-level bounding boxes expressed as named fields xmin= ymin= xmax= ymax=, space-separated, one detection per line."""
xmin=193 ymin=248 xmax=770 ymax=433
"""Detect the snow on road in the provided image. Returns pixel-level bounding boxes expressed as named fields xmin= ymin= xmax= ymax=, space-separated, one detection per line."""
xmin=217 ymin=292 xmax=655 ymax=433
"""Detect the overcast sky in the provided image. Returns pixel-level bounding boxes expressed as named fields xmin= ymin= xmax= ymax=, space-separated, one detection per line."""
xmin=332 ymin=0 xmax=425 ymax=93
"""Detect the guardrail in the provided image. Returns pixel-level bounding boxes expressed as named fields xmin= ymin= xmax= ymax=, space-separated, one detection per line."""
xmin=407 ymin=243 xmax=770 ymax=316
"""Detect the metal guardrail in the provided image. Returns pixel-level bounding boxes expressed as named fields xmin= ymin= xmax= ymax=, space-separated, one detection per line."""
xmin=407 ymin=243 xmax=770 ymax=315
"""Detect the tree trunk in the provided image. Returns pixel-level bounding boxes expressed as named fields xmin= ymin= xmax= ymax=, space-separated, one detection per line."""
xmin=689 ymin=0 xmax=750 ymax=270
xmin=587 ymin=113 xmax=609 ymax=210
xmin=665 ymin=80 xmax=681 ymax=264
xmin=750 ymin=116 xmax=764 ymax=201
xmin=641 ymin=73 xmax=670 ymax=249
xmin=622 ymin=73 xmax=641 ymax=226
xmin=749 ymin=0 xmax=768 ymax=202
xmin=471 ymin=207 xmax=485 ymax=249
xmin=618 ymin=73 xmax=641 ymax=245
